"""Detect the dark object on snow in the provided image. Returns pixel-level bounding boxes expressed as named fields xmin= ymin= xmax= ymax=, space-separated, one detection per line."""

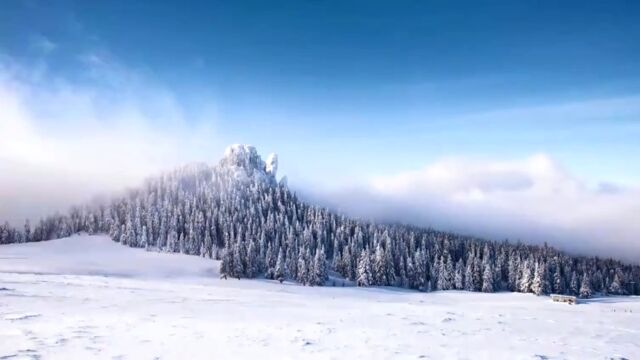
xmin=551 ymin=294 xmax=577 ymax=305
xmin=277 ymin=277 xmax=284 ymax=284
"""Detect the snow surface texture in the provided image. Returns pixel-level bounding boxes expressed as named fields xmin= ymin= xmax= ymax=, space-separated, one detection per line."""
xmin=1 ymin=235 xmax=638 ymax=359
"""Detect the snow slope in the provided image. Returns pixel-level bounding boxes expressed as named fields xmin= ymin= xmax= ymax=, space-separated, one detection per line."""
xmin=0 ymin=235 xmax=216 ymax=279
xmin=1 ymin=235 xmax=638 ymax=359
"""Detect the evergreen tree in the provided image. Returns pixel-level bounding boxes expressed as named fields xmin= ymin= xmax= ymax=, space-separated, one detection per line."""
xmin=297 ymin=247 xmax=309 ymax=285
xmin=140 ymin=225 xmax=148 ymax=249
xmin=579 ymin=273 xmax=592 ymax=298
xmin=275 ymin=246 xmax=286 ymax=281
xmin=519 ymin=260 xmax=533 ymax=293
xmin=23 ymin=219 xmax=31 ymax=243
xmin=569 ymin=271 xmax=579 ymax=295
xmin=313 ymin=246 xmax=328 ymax=286
xmin=465 ymin=257 xmax=475 ymax=291
xmin=357 ymin=249 xmax=372 ymax=287
xmin=553 ymin=265 xmax=564 ymax=294
xmin=119 ymin=224 xmax=127 ymax=245
xmin=264 ymin=243 xmax=274 ymax=279
xmin=220 ymin=246 xmax=231 ymax=278
xmin=204 ymin=231 xmax=213 ymax=258
xmin=406 ymin=255 xmax=417 ymax=289
xmin=373 ymin=242 xmax=386 ymax=285
xmin=454 ymin=259 xmax=464 ymax=290
xmin=179 ymin=232 xmax=185 ymax=254
xmin=609 ymin=272 xmax=623 ymax=295
xmin=482 ymin=262 xmax=494 ymax=293
xmin=531 ymin=262 xmax=548 ymax=296
xmin=247 ymin=240 xmax=258 ymax=278
xmin=233 ymin=242 xmax=244 ymax=279
xmin=508 ymin=256 xmax=519 ymax=291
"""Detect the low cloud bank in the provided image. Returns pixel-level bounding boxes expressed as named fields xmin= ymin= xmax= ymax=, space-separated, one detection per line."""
xmin=306 ymin=154 xmax=640 ymax=263
xmin=0 ymin=57 xmax=220 ymax=225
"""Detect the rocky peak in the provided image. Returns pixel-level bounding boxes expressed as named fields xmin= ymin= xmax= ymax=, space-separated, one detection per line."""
xmin=219 ymin=144 xmax=278 ymax=185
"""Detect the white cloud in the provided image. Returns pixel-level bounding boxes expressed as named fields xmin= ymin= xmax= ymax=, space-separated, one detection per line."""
xmin=0 ymin=56 xmax=221 ymax=225
xmin=29 ymin=35 xmax=57 ymax=54
xmin=315 ymin=155 xmax=640 ymax=262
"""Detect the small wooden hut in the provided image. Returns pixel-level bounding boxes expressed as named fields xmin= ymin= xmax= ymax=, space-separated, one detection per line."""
xmin=550 ymin=294 xmax=577 ymax=305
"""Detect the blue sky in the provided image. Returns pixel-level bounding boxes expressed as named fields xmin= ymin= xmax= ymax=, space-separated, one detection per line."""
xmin=1 ymin=1 xmax=640 ymax=259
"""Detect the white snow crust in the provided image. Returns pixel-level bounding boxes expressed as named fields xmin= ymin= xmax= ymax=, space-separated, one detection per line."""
xmin=1 ymin=234 xmax=638 ymax=359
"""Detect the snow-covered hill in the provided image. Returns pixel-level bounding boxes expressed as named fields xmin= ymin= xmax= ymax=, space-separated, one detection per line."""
xmin=0 ymin=234 xmax=218 ymax=279
xmin=2 ymin=144 xmax=638 ymax=298
xmin=1 ymin=235 xmax=639 ymax=359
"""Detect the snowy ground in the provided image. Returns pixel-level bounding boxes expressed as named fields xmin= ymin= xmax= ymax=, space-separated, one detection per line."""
xmin=1 ymin=235 xmax=638 ymax=359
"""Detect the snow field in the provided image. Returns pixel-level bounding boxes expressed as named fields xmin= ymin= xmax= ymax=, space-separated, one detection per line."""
xmin=1 ymin=235 xmax=638 ymax=359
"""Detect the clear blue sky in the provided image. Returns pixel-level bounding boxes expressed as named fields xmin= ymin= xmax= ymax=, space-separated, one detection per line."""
xmin=1 ymin=0 xmax=639 ymax=187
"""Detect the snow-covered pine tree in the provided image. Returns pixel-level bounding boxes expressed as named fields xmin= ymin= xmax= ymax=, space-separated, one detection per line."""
xmin=23 ymin=219 xmax=31 ymax=243
xmin=443 ymin=253 xmax=454 ymax=290
xmin=569 ymin=271 xmax=579 ymax=295
xmin=373 ymin=242 xmax=386 ymax=286
xmin=609 ymin=272 xmax=623 ymax=295
xmin=313 ymin=246 xmax=328 ymax=286
xmin=140 ymin=225 xmax=148 ymax=249
xmin=579 ymin=273 xmax=592 ymax=298
xmin=297 ymin=247 xmax=309 ymax=285
xmin=508 ymin=255 xmax=519 ymax=292
xmin=482 ymin=262 xmax=494 ymax=293
xmin=464 ymin=256 xmax=475 ymax=292
xmin=203 ymin=230 xmax=213 ymax=258
xmin=220 ymin=246 xmax=231 ymax=278
xmin=264 ymin=243 xmax=274 ymax=279
xmin=531 ymin=262 xmax=549 ymax=296
xmin=275 ymin=246 xmax=286 ymax=281
xmin=552 ymin=259 xmax=564 ymax=294
xmin=454 ymin=259 xmax=464 ymax=290
xmin=247 ymin=240 xmax=258 ymax=278
xmin=519 ymin=259 xmax=533 ymax=293
xmin=233 ymin=242 xmax=245 ymax=279
xmin=357 ymin=249 xmax=372 ymax=287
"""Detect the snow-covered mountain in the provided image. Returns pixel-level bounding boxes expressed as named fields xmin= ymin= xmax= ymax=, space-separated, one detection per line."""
xmin=1 ymin=144 xmax=639 ymax=297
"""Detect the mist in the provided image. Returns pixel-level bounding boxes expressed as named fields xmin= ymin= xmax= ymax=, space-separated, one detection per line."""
xmin=0 ymin=56 xmax=221 ymax=225
xmin=300 ymin=154 xmax=640 ymax=263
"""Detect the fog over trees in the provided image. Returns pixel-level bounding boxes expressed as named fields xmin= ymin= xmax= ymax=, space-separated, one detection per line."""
xmin=1 ymin=145 xmax=638 ymax=297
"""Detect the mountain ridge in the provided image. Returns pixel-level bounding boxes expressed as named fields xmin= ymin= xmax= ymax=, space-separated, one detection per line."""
xmin=0 ymin=144 xmax=638 ymax=297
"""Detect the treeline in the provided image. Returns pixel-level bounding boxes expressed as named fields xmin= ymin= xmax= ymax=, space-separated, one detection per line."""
xmin=1 ymin=146 xmax=639 ymax=297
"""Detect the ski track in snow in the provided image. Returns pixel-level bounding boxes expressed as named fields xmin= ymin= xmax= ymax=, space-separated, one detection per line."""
xmin=0 ymin=235 xmax=639 ymax=359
